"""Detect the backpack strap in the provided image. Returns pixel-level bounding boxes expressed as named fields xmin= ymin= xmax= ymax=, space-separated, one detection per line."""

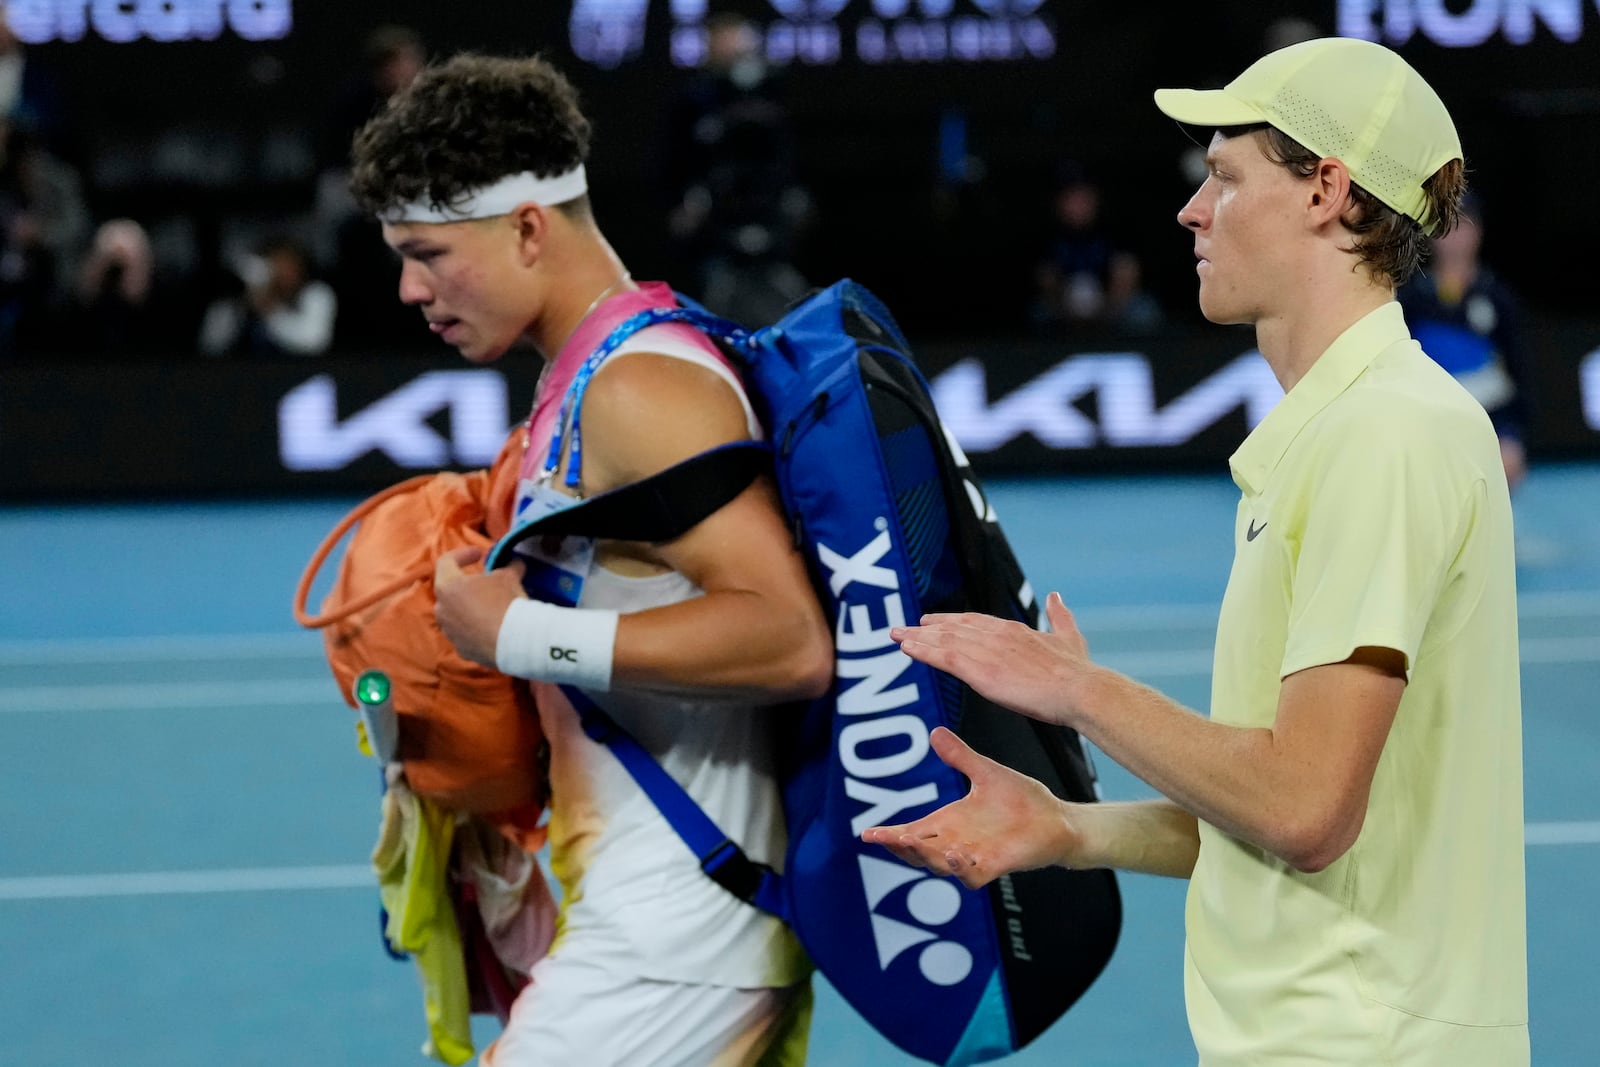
xmin=545 ymin=306 xmax=753 ymax=491
xmin=559 ymin=683 xmax=788 ymax=921
xmin=485 ymin=440 xmax=772 ymax=571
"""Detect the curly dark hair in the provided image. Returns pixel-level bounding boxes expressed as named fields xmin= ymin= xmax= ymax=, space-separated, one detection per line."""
xmin=350 ymin=53 xmax=593 ymax=219
xmin=1252 ymin=125 xmax=1466 ymax=288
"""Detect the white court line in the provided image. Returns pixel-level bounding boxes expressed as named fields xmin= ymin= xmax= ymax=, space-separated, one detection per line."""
xmin=0 ymin=589 xmax=1595 ymax=662
xmin=0 ymin=865 xmax=372 ymax=901
xmin=1525 ymin=821 xmax=1600 ymax=846
xmin=0 ymin=632 xmax=321 ymax=666
xmin=1 ymin=633 xmax=1596 ymax=712
xmin=0 ymin=680 xmax=338 ymax=713
xmin=4 ymin=825 xmax=1596 ymax=902
xmin=1081 ymin=604 xmax=1222 ymax=630
xmin=1100 ymin=650 xmax=1217 ymax=678
xmin=1516 ymin=591 xmax=1600 ymax=617
xmin=1519 ymin=636 xmax=1600 ymax=664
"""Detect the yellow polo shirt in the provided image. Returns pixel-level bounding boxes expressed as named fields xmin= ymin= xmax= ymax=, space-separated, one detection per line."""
xmin=1184 ymin=302 xmax=1528 ymax=1065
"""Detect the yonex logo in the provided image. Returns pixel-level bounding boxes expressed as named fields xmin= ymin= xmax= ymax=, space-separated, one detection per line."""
xmin=818 ymin=529 xmax=898 ymax=600
xmin=824 ymin=527 xmax=937 ymax=830
xmin=858 ymin=854 xmax=973 ymax=986
xmin=821 ymin=524 xmax=972 ymax=985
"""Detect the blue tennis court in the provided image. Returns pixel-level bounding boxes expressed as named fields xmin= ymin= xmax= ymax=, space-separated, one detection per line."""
xmin=3 ymin=462 xmax=1595 ymax=1065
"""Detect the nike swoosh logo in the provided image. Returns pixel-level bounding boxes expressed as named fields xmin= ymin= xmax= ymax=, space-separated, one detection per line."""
xmin=1247 ymin=519 xmax=1268 ymax=542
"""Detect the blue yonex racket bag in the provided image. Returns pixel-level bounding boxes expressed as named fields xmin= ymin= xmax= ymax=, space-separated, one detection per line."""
xmin=488 ymin=279 xmax=1122 ymax=1065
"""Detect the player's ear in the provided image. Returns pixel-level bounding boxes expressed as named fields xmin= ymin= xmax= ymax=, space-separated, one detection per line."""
xmin=508 ymin=202 xmax=548 ymax=266
xmin=1308 ymin=158 xmax=1352 ymax=230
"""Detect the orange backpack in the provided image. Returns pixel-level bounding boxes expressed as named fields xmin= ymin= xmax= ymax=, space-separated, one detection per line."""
xmin=293 ymin=432 xmax=546 ymax=848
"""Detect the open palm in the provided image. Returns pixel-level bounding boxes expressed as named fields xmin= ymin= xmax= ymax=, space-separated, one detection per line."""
xmin=861 ymin=726 xmax=1083 ymax=890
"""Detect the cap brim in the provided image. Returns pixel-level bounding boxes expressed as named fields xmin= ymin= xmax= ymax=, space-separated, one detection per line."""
xmin=1153 ymin=88 xmax=1266 ymax=129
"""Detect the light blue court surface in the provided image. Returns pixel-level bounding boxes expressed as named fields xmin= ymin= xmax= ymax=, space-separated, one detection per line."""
xmin=2 ymin=463 xmax=1596 ymax=1066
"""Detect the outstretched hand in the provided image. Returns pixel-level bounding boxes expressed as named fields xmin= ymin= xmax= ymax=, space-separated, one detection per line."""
xmin=861 ymin=726 xmax=1084 ymax=890
xmin=433 ymin=546 xmax=527 ymax=668
xmin=892 ymin=592 xmax=1095 ymax=729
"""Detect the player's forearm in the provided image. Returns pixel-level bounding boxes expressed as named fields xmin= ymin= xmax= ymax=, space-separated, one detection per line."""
xmin=1069 ymin=669 xmax=1331 ymax=869
xmin=611 ymin=588 xmax=833 ymax=702
xmin=1073 ymin=799 xmax=1198 ymax=879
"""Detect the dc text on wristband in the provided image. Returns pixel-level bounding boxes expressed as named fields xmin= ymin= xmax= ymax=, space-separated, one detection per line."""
xmin=496 ymin=598 xmax=619 ymax=690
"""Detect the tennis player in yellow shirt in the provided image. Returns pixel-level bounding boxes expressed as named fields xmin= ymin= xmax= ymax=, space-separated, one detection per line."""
xmin=866 ymin=37 xmax=1528 ymax=1066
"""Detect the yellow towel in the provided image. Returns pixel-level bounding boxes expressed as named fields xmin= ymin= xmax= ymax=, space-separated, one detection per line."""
xmin=372 ymin=783 xmax=474 ymax=1065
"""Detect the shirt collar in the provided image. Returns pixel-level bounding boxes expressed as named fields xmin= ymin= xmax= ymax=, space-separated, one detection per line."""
xmin=1228 ymin=301 xmax=1410 ymax=495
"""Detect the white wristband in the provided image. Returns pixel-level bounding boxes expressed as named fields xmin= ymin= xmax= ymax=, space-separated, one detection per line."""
xmin=495 ymin=598 xmax=619 ymax=691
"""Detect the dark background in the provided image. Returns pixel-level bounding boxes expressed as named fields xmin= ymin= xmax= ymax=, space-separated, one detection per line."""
xmin=23 ymin=0 xmax=1600 ymax=329
xmin=5 ymin=0 xmax=1598 ymax=495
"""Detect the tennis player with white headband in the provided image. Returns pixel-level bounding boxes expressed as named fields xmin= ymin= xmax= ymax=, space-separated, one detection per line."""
xmin=865 ymin=36 xmax=1529 ymax=1065
xmin=350 ymin=52 xmax=829 ymax=1066
xmin=378 ymin=165 xmax=592 ymax=225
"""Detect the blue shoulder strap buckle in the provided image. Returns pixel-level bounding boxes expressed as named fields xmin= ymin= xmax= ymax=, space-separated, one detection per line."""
xmin=699 ymin=838 xmax=776 ymax=908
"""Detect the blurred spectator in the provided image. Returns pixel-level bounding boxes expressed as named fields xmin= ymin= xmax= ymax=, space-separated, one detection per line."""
xmin=0 ymin=4 xmax=69 ymax=158
xmin=62 ymin=217 xmax=186 ymax=354
xmin=665 ymin=12 xmax=812 ymax=327
xmin=1 ymin=114 xmax=88 ymax=352
xmin=198 ymin=234 xmax=336 ymax=358
xmin=1398 ymin=193 xmax=1533 ymax=491
xmin=316 ymin=24 xmax=428 ymax=351
xmin=1030 ymin=162 xmax=1162 ymax=335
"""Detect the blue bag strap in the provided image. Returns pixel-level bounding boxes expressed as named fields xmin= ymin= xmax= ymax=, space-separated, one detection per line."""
xmin=559 ymin=684 xmax=787 ymax=920
xmin=546 ymin=306 xmax=755 ymax=490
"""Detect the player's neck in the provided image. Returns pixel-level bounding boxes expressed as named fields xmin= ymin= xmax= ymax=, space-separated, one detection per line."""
xmin=1254 ymin=275 xmax=1393 ymax=393
xmin=527 ymin=236 xmax=636 ymax=362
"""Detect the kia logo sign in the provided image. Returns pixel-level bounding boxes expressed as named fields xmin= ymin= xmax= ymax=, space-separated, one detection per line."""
xmin=931 ymin=351 xmax=1281 ymax=450
xmin=272 ymin=351 xmax=1284 ymax=476
xmin=277 ymin=370 xmax=510 ymax=471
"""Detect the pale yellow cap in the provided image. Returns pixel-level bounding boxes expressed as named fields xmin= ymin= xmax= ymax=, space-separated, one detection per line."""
xmin=1154 ymin=37 xmax=1462 ymax=234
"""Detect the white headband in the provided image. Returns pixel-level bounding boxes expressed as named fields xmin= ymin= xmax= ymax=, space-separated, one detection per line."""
xmin=381 ymin=165 xmax=589 ymax=224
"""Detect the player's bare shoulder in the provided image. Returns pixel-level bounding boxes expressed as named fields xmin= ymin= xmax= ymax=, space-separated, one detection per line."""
xmin=578 ymin=349 xmax=754 ymax=492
